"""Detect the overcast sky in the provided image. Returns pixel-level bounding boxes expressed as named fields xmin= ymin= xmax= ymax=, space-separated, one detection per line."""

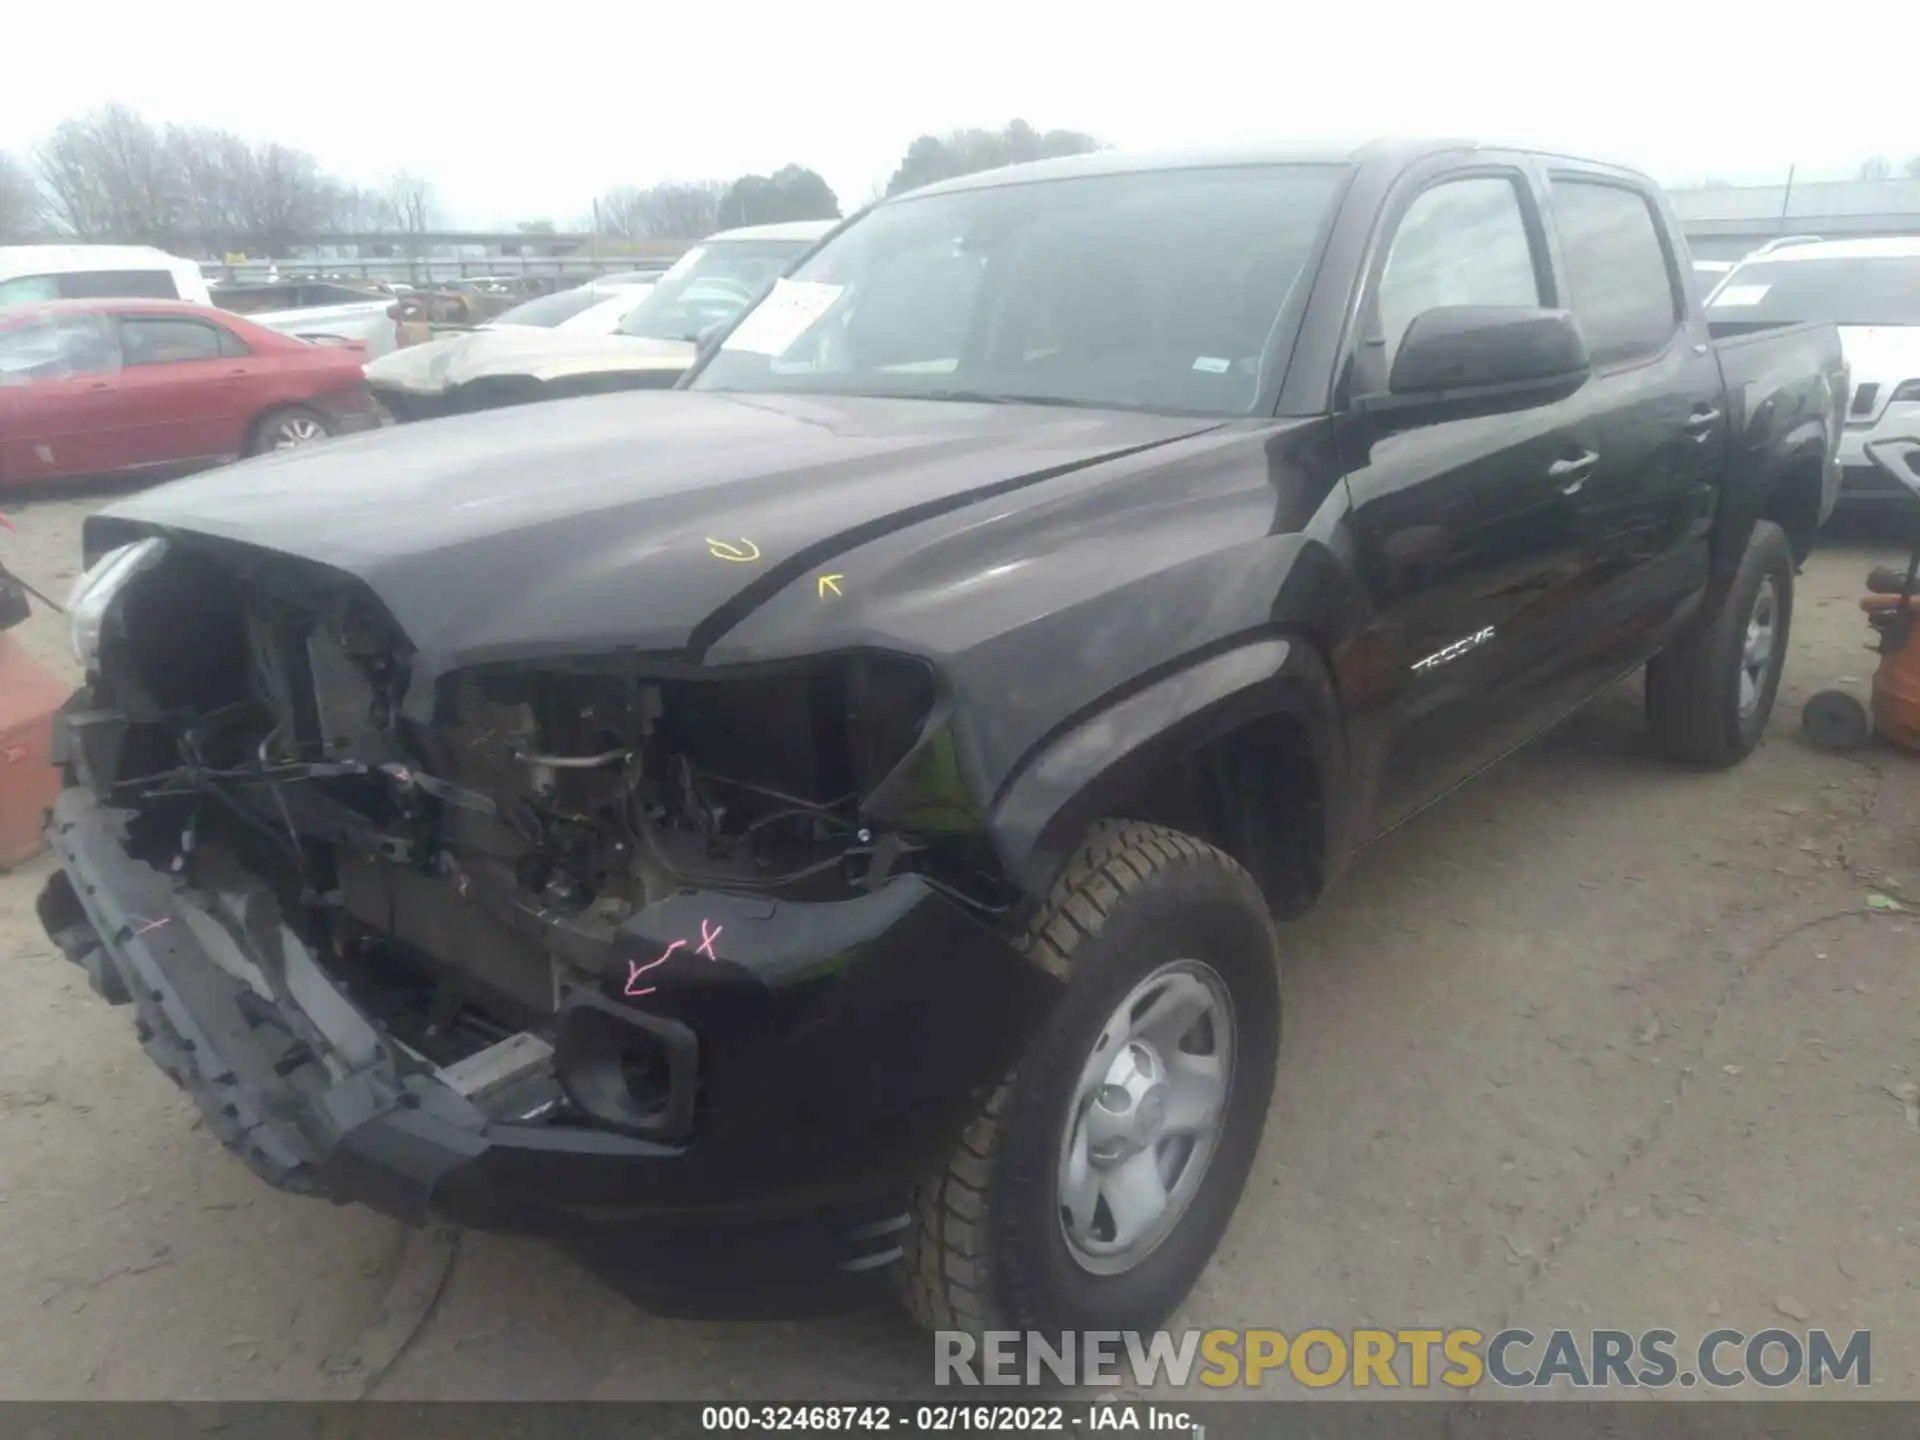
xmin=5 ymin=0 xmax=1909 ymax=227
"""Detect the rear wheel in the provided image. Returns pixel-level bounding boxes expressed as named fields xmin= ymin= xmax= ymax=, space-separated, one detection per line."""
xmin=896 ymin=820 xmax=1280 ymax=1338
xmin=246 ymin=405 xmax=332 ymax=456
xmin=1647 ymin=519 xmax=1795 ymax=768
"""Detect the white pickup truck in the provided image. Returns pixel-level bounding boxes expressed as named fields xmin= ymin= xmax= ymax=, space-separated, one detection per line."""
xmin=211 ymin=280 xmax=399 ymax=359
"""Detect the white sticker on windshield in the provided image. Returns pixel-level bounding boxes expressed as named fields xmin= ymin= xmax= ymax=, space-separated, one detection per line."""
xmin=1710 ymin=284 xmax=1770 ymax=308
xmin=1192 ymin=356 xmax=1232 ymax=374
xmin=721 ymin=279 xmax=844 ymax=356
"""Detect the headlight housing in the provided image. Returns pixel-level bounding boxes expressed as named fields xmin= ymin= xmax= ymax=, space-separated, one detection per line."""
xmin=68 ymin=537 xmax=167 ymax=672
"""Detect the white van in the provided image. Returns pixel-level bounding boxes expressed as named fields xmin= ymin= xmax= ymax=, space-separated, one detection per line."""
xmin=0 ymin=245 xmax=213 ymax=308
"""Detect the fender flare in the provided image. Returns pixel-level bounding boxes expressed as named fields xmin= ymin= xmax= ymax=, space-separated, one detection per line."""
xmin=1714 ymin=427 xmax=1831 ymax=576
xmin=985 ymin=633 xmax=1348 ymax=901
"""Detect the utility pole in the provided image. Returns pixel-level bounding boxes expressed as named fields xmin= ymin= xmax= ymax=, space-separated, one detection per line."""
xmin=1777 ymin=164 xmax=1796 ymax=235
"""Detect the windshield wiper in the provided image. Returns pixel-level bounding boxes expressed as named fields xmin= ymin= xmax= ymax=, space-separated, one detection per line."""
xmin=916 ymin=389 xmax=1118 ymax=410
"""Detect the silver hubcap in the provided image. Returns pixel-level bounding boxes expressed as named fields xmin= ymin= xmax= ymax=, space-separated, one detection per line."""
xmin=271 ymin=416 xmax=325 ymax=448
xmin=1057 ymin=961 xmax=1236 ymax=1275
xmin=1739 ymin=576 xmax=1778 ymax=719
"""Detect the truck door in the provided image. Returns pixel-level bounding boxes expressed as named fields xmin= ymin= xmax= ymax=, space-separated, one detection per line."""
xmin=1337 ymin=163 xmax=1603 ymax=829
xmin=1540 ymin=172 xmax=1723 ymax=684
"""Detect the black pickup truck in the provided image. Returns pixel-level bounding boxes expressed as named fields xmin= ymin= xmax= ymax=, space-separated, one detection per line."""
xmin=35 ymin=140 xmax=1844 ymax=1336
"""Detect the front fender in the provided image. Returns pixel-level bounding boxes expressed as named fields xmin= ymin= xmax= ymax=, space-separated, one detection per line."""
xmin=984 ymin=634 xmax=1347 ymax=900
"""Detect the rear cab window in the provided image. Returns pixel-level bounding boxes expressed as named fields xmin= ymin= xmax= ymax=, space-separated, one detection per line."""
xmin=60 ymin=269 xmax=181 ymax=301
xmin=1 ymin=269 xmax=182 ymax=307
xmin=1547 ymin=178 xmax=1682 ymax=366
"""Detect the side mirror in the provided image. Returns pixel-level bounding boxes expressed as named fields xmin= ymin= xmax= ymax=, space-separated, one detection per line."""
xmin=1378 ymin=306 xmax=1590 ymax=409
xmin=694 ymin=322 xmax=725 ymax=355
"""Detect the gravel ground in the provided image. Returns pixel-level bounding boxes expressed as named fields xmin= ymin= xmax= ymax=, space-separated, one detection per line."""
xmin=1 ymin=482 xmax=1916 ymax=1402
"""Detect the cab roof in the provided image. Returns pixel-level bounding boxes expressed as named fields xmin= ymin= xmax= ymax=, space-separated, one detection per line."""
xmin=888 ymin=138 xmax=1657 ymax=201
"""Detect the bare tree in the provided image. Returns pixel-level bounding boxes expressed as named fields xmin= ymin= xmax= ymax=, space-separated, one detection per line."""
xmin=327 ymin=184 xmax=390 ymax=233
xmin=0 ymin=151 xmax=43 ymax=242
xmin=240 ymin=142 xmax=338 ymax=255
xmin=382 ymin=170 xmax=438 ymax=235
xmin=22 ymin=102 xmax=440 ymax=255
xmin=595 ymin=180 xmax=725 ymax=240
xmin=1858 ymin=155 xmax=1893 ymax=181
xmin=37 ymin=104 xmax=185 ymax=247
xmin=167 ymin=124 xmax=253 ymax=255
xmin=1906 ymin=155 xmax=1920 ymax=180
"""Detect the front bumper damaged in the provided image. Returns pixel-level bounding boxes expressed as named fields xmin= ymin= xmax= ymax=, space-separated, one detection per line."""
xmin=37 ymin=786 xmax=1053 ymax=1308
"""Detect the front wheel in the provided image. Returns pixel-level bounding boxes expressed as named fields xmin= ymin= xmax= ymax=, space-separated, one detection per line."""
xmin=896 ymin=820 xmax=1280 ymax=1337
xmin=1646 ymin=518 xmax=1795 ymax=768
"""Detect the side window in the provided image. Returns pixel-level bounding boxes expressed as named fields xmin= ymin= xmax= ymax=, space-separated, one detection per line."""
xmin=60 ymin=269 xmax=180 ymax=301
xmin=121 ymin=317 xmax=223 ymax=366
xmin=216 ymin=325 xmax=253 ymax=359
xmin=1375 ymin=176 xmax=1542 ymax=363
xmin=0 ymin=317 xmax=118 ymax=382
xmin=1548 ymin=180 xmax=1678 ymax=367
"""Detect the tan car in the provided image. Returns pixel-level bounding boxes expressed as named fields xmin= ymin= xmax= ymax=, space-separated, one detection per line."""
xmin=364 ymin=221 xmax=833 ymax=421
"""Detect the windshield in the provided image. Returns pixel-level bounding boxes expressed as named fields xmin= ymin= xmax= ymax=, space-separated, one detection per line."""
xmin=490 ymin=287 xmax=604 ymax=328
xmin=1709 ymin=254 xmax=1920 ymax=327
xmin=615 ymin=239 xmax=815 ymax=341
xmin=689 ymin=164 xmax=1347 ymax=416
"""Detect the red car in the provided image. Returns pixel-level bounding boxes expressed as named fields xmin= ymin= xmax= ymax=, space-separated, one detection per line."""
xmin=0 ymin=298 xmax=378 ymax=487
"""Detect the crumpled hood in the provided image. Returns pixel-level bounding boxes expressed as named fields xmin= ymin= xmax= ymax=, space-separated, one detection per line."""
xmin=362 ymin=325 xmax=695 ymax=395
xmin=94 ymin=390 xmax=1220 ymax=679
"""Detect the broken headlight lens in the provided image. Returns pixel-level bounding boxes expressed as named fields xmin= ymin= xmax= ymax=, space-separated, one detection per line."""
xmin=68 ymin=536 xmax=168 ymax=671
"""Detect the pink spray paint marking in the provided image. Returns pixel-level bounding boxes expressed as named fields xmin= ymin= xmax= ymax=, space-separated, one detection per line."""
xmin=623 ymin=919 xmax=724 ymax=997
xmin=132 ymin=917 xmax=170 ymax=937
xmin=624 ymin=939 xmax=685 ymax=998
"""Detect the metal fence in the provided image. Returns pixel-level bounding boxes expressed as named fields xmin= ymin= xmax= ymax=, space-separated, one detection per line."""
xmin=199 ymin=253 xmax=677 ymax=288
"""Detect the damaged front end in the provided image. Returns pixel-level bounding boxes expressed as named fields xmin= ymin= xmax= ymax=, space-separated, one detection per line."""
xmin=40 ymin=531 xmax=1054 ymax=1292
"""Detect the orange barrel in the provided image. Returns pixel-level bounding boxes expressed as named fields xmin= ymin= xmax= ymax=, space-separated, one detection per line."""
xmin=1861 ymin=594 xmax=1920 ymax=751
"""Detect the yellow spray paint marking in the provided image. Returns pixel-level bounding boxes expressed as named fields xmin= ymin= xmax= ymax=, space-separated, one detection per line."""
xmin=816 ymin=573 xmax=844 ymax=599
xmin=706 ymin=537 xmax=761 ymax=563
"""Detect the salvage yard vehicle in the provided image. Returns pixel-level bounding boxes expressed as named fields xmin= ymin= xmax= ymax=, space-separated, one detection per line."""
xmin=0 ymin=244 xmax=214 ymax=307
xmin=1707 ymin=235 xmax=1920 ymax=509
xmin=0 ymin=299 xmax=378 ymax=487
xmin=212 ymin=280 xmax=403 ymax=360
xmin=34 ymin=140 xmax=1844 ymax=1334
xmin=366 ymin=220 xmax=832 ymax=422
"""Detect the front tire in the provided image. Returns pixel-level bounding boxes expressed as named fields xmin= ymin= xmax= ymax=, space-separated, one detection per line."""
xmin=897 ymin=821 xmax=1280 ymax=1337
xmin=1646 ymin=518 xmax=1794 ymax=768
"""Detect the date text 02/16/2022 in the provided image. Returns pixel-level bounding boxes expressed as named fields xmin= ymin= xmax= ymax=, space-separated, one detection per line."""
xmin=699 ymin=1406 xmax=1201 ymax=1432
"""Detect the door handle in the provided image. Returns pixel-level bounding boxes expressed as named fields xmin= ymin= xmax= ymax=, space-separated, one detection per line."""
xmin=1548 ymin=449 xmax=1600 ymax=495
xmin=1684 ymin=407 xmax=1722 ymax=437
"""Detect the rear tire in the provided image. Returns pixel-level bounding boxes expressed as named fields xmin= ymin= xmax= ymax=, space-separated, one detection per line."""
xmin=246 ymin=405 xmax=332 ymax=456
xmin=895 ymin=820 xmax=1280 ymax=1339
xmin=1647 ymin=519 xmax=1794 ymax=768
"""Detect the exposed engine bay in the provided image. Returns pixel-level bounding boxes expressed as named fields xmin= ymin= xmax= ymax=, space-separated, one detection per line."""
xmin=79 ymin=534 xmax=1000 ymax=1067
